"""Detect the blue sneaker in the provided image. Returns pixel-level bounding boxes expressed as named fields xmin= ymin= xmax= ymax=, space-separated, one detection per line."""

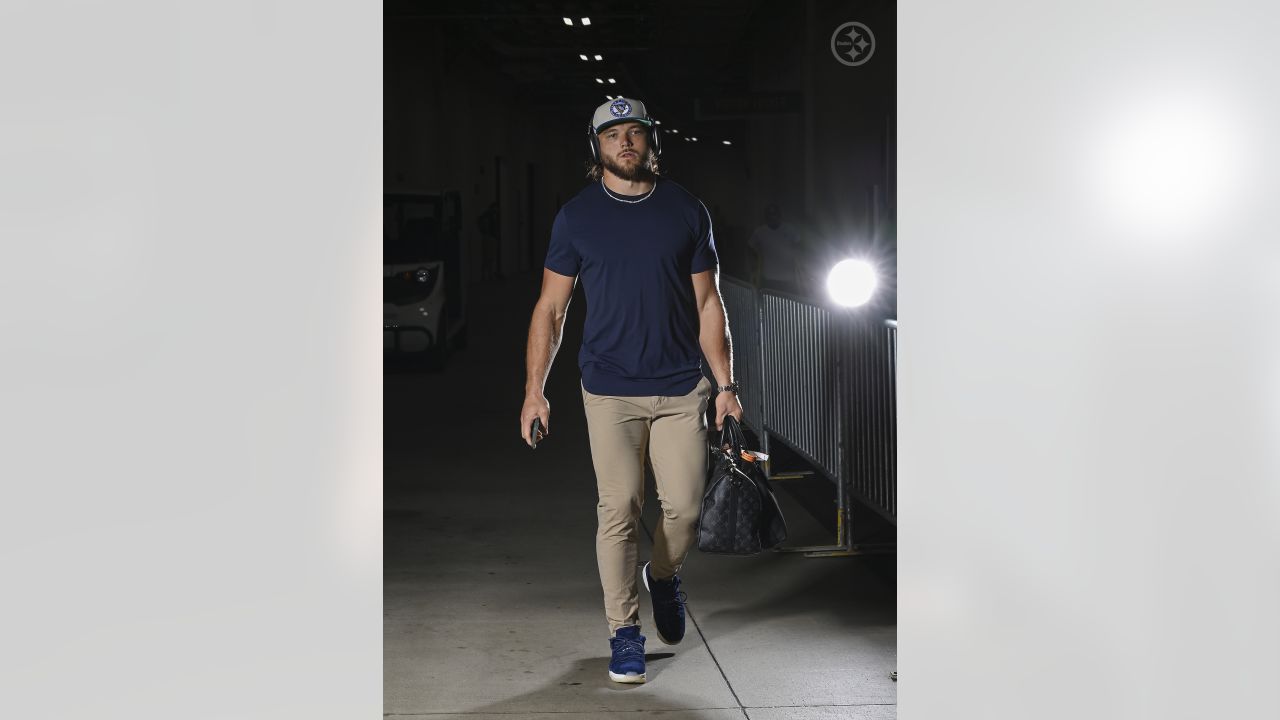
xmin=642 ymin=562 xmax=687 ymax=645
xmin=608 ymin=626 xmax=647 ymax=683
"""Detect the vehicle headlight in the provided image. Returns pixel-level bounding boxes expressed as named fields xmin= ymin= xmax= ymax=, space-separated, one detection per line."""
xmin=387 ymin=266 xmax=439 ymax=304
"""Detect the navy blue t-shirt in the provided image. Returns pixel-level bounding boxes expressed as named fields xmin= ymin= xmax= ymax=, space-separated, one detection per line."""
xmin=544 ymin=177 xmax=719 ymax=396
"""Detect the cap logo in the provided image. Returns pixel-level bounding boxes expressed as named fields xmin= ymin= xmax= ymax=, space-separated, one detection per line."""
xmin=609 ymin=98 xmax=632 ymax=118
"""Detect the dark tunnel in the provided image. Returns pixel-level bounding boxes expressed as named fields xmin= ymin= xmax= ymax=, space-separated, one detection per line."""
xmin=385 ymin=2 xmax=899 ymax=715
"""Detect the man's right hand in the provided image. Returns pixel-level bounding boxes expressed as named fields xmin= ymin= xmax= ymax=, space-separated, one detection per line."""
xmin=520 ymin=395 xmax=551 ymax=447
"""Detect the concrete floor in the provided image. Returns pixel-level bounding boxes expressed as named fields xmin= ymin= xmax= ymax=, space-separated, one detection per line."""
xmin=385 ymin=273 xmax=897 ymax=719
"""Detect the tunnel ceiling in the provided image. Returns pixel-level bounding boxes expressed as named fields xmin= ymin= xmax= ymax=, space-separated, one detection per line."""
xmin=386 ymin=0 xmax=766 ymax=130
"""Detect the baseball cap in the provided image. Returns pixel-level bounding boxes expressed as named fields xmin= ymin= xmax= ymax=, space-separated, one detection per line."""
xmin=591 ymin=97 xmax=654 ymax=133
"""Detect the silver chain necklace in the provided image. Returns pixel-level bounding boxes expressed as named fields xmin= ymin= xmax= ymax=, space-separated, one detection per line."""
xmin=601 ymin=179 xmax=656 ymax=204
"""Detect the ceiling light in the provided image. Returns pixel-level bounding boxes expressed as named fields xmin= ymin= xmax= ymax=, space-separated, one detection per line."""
xmin=563 ymin=17 xmax=572 ymax=26
xmin=722 ymin=140 xmax=731 ymax=145
xmin=594 ymin=54 xmax=603 ymax=61
xmin=579 ymin=54 xmax=588 ymax=61
xmin=607 ymin=78 xmax=616 ymax=84
xmin=596 ymin=78 xmax=603 ymax=84
xmin=581 ymin=17 xmax=591 ymax=25
xmin=691 ymin=137 xmax=698 ymax=142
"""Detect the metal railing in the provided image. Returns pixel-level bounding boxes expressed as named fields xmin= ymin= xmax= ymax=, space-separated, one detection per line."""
xmin=718 ymin=280 xmax=764 ymax=433
xmin=719 ymin=275 xmax=897 ymax=557
xmin=843 ymin=318 xmax=897 ymax=522
xmin=761 ymin=292 xmax=842 ymax=482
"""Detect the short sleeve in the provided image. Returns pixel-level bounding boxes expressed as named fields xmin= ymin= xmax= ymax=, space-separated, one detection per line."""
xmin=690 ymin=201 xmax=719 ymax=274
xmin=544 ymin=207 xmax=581 ymax=277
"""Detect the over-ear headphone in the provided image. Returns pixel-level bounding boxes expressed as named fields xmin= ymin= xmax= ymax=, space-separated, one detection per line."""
xmin=588 ymin=119 xmax=662 ymax=164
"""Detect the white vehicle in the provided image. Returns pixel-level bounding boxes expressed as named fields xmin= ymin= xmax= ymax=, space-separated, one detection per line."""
xmin=384 ymin=191 xmax=467 ymax=367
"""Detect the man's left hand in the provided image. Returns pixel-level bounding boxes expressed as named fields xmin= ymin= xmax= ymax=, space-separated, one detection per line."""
xmin=713 ymin=391 xmax=744 ymax=431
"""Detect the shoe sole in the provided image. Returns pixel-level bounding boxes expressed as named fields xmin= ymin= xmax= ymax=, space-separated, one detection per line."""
xmin=641 ymin=562 xmax=684 ymax=646
xmin=608 ymin=671 xmax=647 ymax=683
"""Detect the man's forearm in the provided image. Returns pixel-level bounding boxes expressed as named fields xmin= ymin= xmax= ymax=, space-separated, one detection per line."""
xmin=699 ymin=298 xmax=734 ymax=388
xmin=525 ymin=306 xmax=563 ymax=397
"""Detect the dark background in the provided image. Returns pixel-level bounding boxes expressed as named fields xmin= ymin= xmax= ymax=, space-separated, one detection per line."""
xmin=385 ymin=0 xmax=896 ymax=306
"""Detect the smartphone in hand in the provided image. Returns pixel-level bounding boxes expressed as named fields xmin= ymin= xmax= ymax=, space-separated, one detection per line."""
xmin=529 ymin=417 xmax=545 ymax=449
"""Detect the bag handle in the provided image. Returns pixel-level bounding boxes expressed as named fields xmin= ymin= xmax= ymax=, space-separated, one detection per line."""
xmin=719 ymin=415 xmax=748 ymax=457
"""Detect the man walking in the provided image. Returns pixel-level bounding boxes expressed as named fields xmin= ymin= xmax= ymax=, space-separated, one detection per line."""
xmin=519 ymin=97 xmax=742 ymax=684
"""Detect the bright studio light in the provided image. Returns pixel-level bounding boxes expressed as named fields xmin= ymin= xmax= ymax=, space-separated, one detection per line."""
xmin=826 ymin=259 xmax=877 ymax=308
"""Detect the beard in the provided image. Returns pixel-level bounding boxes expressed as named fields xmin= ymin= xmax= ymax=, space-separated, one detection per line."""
xmin=601 ymin=149 xmax=656 ymax=182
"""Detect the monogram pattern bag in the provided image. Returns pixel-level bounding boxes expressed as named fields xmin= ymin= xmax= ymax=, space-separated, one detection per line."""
xmin=696 ymin=416 xmax=787 ymax=555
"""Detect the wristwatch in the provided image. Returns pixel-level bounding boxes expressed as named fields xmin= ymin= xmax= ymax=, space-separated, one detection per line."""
xmin=715 ymin=382 xmax=740 ymax=394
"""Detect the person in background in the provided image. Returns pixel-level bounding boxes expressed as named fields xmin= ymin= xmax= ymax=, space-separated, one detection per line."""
xmin=747 ymin=203 xmax=802 ymax=294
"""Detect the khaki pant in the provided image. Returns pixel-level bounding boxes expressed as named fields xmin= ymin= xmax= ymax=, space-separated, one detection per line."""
xmin=581 ymin=375 xmax=712 ymax=635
